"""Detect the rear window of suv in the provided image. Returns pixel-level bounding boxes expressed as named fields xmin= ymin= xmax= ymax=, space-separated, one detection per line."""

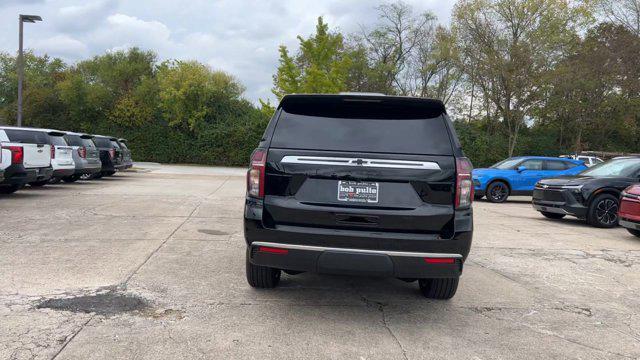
xmin=48 ymin=135 xmax=67 ymax=146
xmin=271 ymin=111 xmax=453 ymax=155
xmin=4 ymin=129 xmax=49 ymax=144
xmin=93 ymin=137 xmax=112 ymax=148
xmin=64 ymin=135 xmax=84 ymax=146
xmin=82 ymin=138 xmax=96 ymax=148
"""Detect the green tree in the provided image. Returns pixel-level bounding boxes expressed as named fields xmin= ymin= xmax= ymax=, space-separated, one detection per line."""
xmin=453 ymin=0 xmax=594 ymax=156
xmin=272 ymin=17 xmax=352 ymax=99
xmin=0 ymin=51 xmax=66 ymax=126
xmin=157 ymin=60 xmax=245 ymax=132
xmin=540 ymin=23 xmax=640 ymax=153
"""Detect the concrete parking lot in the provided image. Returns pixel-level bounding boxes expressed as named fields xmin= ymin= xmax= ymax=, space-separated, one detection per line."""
xmin=1 ymin=165 xmax=639 ymax=360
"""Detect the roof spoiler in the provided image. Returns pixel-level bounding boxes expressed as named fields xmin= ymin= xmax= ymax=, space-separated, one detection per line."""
xmin=278 ymin=94 xmax=446 ymax=119
xmin=47 ymin=130 xmax=66 ymax=137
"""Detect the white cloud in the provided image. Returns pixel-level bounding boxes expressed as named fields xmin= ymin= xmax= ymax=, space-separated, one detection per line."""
xmin=55 ymin=0 xmax=117 ymax=32
xmin=30 ymin=34 xmax=89 ymax=60
xmin=0 ymin=0 xmax=457 ymax=103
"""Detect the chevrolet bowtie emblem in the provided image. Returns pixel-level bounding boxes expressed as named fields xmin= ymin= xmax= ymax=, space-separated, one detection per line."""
xmin=352 ymin=159 xmax=365 ymax=166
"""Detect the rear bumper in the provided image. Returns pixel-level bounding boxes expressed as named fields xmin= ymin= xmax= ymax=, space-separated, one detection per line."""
xmin=244 ymin=200 xmax=472 ymax=279
xmin=248 ymin=242 xmax=463 ymax=278
xmin=53 ymin=168 xmax=75 ymax=178
xmin=1 ymin=164 xmax=50 ymax=185
xmin=620 ymin=218 xmax=640 ymax=231
xmin=532 ymin=188 xmax=588 ymax=218
xmin=74 ymin=166 xmax=102 ymax=176
xmin=74 ymin=158 xmax=102 ymax=172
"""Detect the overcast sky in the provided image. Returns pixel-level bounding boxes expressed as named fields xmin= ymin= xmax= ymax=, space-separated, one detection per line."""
xmin=0 ymin=0 xmax=456 ymax=103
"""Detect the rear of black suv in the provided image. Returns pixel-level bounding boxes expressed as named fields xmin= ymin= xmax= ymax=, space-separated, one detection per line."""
xmin=244 ymin=94 xmax=473 ymax=299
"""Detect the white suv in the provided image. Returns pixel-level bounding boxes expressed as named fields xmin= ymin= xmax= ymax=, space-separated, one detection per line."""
xmin=0 ymin=126 xmax=53 ymax=193
xmin=42 ymin=129 xmax=76 ymax=184
xmin=561 ymin=154 xmax=604 ymax=167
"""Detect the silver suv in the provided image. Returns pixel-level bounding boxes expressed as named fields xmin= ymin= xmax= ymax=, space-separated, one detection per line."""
xmin=62 ymin=132 xmax=102 ymax=182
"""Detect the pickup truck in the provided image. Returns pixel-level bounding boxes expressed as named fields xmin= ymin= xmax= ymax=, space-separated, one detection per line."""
xmin=0 ymin=126 xmax=53 ymax=193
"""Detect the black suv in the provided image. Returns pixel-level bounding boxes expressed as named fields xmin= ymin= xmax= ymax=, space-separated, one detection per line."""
xmin=92 ymin=135 xmax=123 ymax=178
xmin=244 ymin=94 xmax=474 ymax=299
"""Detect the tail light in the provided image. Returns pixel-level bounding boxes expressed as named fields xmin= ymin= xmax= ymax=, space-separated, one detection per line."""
xmin=108 ymin=148 xmax=115 ymax=160
xmin=5 ymin=146 xmax=24 ymax=165
xmin=455 ymin=157 xmax=474 ymax=209
xmin=78 ymin=146 xmax=87 ymax=158
xmin=258 ymin=246 xmax=288 ymax=255
xmin=50 ymin=145 xmax=55 ymax=159
xmin=247 ymin=149 xmax=266 ymax=198
xmin=424 ymin=257 xmax=456 ymax=264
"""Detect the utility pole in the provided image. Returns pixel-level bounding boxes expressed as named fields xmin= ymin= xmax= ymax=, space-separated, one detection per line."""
xmin=17 ymin=14 xmax=42 ymax=127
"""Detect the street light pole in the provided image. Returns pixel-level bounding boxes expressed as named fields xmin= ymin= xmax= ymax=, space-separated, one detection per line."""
xmin=17 ymin=14 xmax=42 ymax=127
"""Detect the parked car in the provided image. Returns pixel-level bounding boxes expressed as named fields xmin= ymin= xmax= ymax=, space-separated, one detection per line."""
xmin=244 ymin=94 xmax=473 ymax=299
xmin=473 ymin=156 xmax=587 ymax=203
xmin=92 ymin=135 xmax=119 ymax=178
xmin=117 ymin=138 xmax=133 ymax=169
xmin=0 ymin=126 xmax=53 ymax=193
xmin=532 ymin=157 xmax=640 ymax=227
xmin=618 ymin=184 xmax=640 ymax=237
xmin=0 ymin=149 xmax=4 ymax=185
xmin=62 ymin=132 xmax=102 ymax=182
xmin=42 ymin=130 xmax=75 ymax=185
xmin=109 ymin=137 xmax=126 ymax=174
xmin=560 ymin=154 xmax=604 ymax=167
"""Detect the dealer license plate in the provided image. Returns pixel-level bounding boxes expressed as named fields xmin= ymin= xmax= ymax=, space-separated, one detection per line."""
xmin=337 ymin=181 xmax=379 ymax=203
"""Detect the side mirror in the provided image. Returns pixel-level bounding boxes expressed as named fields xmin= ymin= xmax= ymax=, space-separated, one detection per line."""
xmin=517 ymin=166 xmax=527 ymax=172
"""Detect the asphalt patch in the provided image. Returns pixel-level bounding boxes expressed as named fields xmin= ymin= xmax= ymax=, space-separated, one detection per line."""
xmin=37 ymin=292 xmax=149 ymax=316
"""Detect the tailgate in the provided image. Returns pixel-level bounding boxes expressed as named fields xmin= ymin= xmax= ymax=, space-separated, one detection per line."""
xmin=264 ymin=149 xmax=455 ymax=235
xmin=87 ymin=147 xmax=100 ymax=160
xmin=22 ymin=143 xmax=51 ymax=168
xmin=55 ymin=146 xmax=74 ymax=165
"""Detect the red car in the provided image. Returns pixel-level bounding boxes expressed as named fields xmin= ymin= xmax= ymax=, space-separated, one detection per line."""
xmin=619 ymin=184 xmax=640 ymax=237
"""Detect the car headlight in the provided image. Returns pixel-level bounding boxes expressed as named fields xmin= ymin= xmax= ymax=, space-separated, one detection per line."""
xmin=562 ymin=185 xmax=583 ymax=192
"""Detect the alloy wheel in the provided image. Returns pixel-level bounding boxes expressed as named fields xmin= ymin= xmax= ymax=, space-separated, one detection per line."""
xmin=490 ymin=184 xmax=508 ymax=202
xmin=595 ymin=199 xmax=618 ymax=226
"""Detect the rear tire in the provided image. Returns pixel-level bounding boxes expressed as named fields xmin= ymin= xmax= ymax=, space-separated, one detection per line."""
xmin=93 ymin=173 xmax=103 ymax=179
xmin=0 ymin=185 xmax=21 ymax=194
xmin=587 ymin=193 xmax=619 ymax=228
xmin=418 ymin=278 xmax=459 ymax=299
xmin=246 ymin=253 xmax=281 ymax=288
xmin=104 ymin=171 xmax=116 ymax=176
xmin=486 ymin=181 xmax=510 ymax=203
xmin=541 ymin=211 xmax=565 ymax=220
xmin=29 ymin=180 xmax=49 ymax=187
xmin=627 ymin=228 xmax=640 ymax=238
xmin=62 ymin=175 xmax=79 ymax=183
xmin=49 ymin=177 xmax=62 ymax=184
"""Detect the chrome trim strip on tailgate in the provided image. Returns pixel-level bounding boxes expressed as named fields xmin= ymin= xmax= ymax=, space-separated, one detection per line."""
xmin=251 ymin=241 xmax=462 ymax=258
xmin=280 ymin=156 xmax=441 ymax=170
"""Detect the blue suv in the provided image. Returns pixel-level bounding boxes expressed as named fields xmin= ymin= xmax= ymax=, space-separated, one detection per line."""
xmin=473 ymin=156 xmax=587 ymax=203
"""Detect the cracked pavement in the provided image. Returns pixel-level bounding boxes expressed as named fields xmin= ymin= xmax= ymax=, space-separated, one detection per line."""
xmin=1 ymin=164 xmax=639 ymax=359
